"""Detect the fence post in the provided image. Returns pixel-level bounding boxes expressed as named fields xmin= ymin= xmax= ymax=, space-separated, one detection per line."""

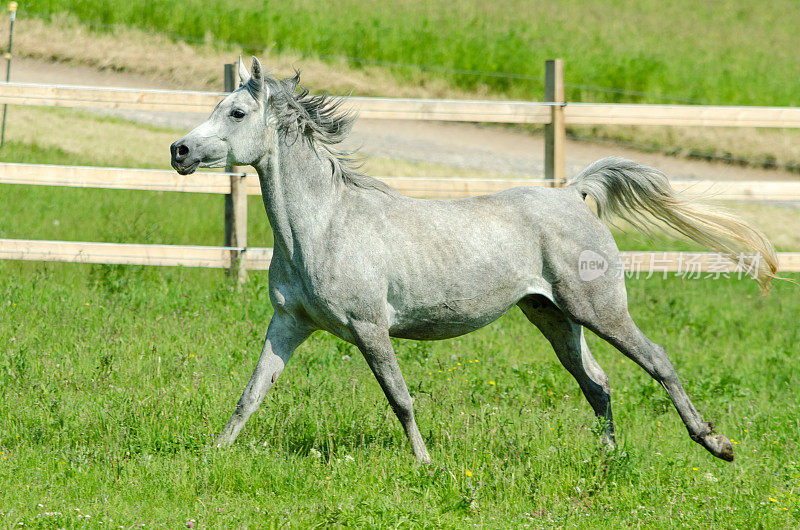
xmin=544 ymin=59 xmax=566 ymax=187
xmin=223 ymin=63 xmax=248 ymax=283
xmin=0 ymin=2 xmax=18 ymax=149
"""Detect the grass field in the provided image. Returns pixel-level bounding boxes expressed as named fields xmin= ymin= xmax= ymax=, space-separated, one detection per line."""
xmin=25 ymin=0 xmax=800 ymax=107
xmin=2 ymin=126 xmax=800 ymax=527
xmin=2 ymin=259 xmax=799 ymax=528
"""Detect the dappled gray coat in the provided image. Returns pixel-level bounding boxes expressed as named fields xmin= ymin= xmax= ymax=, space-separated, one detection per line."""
xmin=170 ymin=57 xmax=778 ymax=464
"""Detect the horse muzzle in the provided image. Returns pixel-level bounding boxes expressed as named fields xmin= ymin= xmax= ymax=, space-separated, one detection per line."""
xmin=170 ymin=139 xmax=202 ymax=175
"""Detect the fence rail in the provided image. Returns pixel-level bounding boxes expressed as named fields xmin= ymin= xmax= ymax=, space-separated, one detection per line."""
xmin=3 ymin=238 xmax=799 ymax=273
xmin=2 ymin=59 xmax=799 ymax=278
xmin=2 ymin=163 xmax=799 ymax=201
xmin=0 ymin=239 xmax=273 ymax=269
xmin=3 ymin=82 xmax=800 ymax=127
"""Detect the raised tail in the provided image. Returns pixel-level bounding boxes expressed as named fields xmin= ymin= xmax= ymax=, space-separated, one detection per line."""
xmin=569 ymin=157 xmax=778 ymax=292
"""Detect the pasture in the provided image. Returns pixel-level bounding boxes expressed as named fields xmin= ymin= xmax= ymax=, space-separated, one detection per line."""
xmin=25 ymin=0 xmax=800 ymax=106
xmin=1 ymin=123 xmax=800 ymax=527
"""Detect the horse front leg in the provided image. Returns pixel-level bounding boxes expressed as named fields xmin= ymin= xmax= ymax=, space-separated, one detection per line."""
xmin=216 ymin=311 xmax=311 ymax=447
xmin=351 ymin=321 xmax=431 ymax=463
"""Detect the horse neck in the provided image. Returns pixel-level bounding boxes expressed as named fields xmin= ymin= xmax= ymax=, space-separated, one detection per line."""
xmin=253 ymin=135 xmax=342 ymax=259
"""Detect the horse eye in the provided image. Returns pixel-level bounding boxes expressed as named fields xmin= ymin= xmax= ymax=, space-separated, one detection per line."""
xmin=231 ymin=109 xmax=246 ymax=119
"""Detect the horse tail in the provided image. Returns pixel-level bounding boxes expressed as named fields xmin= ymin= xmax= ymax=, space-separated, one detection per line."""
xmin=568 ymin=156 xmax=778 ymax=293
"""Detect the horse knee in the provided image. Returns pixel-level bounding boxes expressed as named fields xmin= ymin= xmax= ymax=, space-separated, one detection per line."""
xmin=386 ymin=392 xmax=415 ymax=424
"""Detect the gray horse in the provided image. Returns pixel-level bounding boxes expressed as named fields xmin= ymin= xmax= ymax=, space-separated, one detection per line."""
xmin=171 ymin=57 xmax=777 ymax=463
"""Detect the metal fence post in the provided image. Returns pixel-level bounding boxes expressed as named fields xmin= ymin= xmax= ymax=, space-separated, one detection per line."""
xmin=544 ymin=59 xmax=566 ymax=186
xmin=223 ymin=62 xmax=248 ymax=283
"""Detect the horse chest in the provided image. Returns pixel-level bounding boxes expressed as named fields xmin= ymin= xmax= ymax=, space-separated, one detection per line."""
xmin=268 ymin=256 xmax=360 ymax=333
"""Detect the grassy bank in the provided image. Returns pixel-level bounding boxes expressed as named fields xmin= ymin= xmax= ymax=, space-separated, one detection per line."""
xmin=24 ymin=0 xmax=800 ymax=106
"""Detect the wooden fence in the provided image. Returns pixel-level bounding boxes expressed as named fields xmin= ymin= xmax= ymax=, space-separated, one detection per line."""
xmin=1 ymin=59 xmax=800 ymax=277
xmin=4 ymin=79 xmax=800 ymax=127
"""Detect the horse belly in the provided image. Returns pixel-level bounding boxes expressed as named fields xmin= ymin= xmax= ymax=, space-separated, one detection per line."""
xmin=386 ymin=281 xmax=525 ymax=340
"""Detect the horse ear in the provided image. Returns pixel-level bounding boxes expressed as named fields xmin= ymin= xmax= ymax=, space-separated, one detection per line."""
xmin=247 ymin=56 xmax=268 ymax=101
xmin=237 ymin=56 xmax=250 ymax=87
xmin=251 ymin=56 xmax=263 ymax=82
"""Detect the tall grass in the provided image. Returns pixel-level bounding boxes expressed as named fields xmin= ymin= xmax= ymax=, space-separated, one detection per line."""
xmin=23 ymin=0 xmax=800 ymax=105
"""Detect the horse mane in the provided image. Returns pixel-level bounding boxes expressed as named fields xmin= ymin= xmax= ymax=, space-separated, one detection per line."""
xmin=265 ymin=72 xmax=397 ymax=195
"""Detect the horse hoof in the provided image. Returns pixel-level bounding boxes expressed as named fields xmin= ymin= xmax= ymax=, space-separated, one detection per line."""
xmin=701 ymin=434 xmax=734 ymax=462
xmin=215 ymin=436 xmax=234 ymax=449
xmin=600 ymin=432 xmax=616 ymax=451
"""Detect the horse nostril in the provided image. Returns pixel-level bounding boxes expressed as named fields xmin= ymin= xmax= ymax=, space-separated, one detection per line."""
xmin=177 ymin=145 xmax=189 ymax=158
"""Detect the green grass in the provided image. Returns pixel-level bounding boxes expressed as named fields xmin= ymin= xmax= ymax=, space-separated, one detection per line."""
xmin=2 ymin=261 xmax=799 ymax=527
xmin=25 ymin=0 xmax=800 ymax=106
xmin=2 ymin=136 xmax=800 ymax=527
xmin=0 ymin=140 xmax=95 ymax=167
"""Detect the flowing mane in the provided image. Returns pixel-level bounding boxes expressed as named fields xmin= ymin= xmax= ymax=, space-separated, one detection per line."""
xmin=261 ymin=73 xmax=397 ymax=194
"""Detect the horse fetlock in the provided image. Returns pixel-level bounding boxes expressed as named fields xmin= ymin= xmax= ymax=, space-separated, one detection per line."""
xmin=593 ymin=414 xmax=616 ymax=450
xmin=215 ymin=428 xmax=237 ymax=449
xmin=698 ymin=433 xmax=734 ymax=462
xmin=600 ymin=429 xmax=616 ymax=448
xmin=689 ymin=420 xmax=716 ymax=442
xmin=415 ymin=449 xmax=432 ymax=464
xmin=410 ymin=435 xmax=431 ymax=463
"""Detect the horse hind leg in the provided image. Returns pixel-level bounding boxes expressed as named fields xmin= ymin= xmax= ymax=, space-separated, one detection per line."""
xmin=552 ymin=281 xmax=734 ymax=462
xmin=518 ymin=295 xmax=615 ymax=448
xmin=608 ymin=319 xmax=732 ymax=461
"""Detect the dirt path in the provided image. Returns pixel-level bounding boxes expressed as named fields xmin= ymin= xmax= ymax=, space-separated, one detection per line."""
xmin=11 ymin=58 xmax=798 ymax=181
